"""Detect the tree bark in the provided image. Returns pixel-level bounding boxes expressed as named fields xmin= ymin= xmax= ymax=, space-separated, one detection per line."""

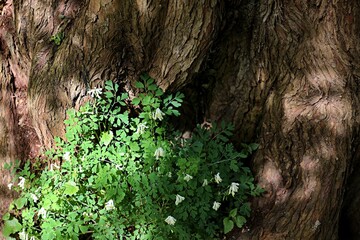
xmin=207 ymin=1 xmax=360 ymax=239
xmin=1 ymin=0 xmax=360 ymax=239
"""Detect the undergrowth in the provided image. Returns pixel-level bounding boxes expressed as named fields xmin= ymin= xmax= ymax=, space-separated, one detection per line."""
xmin=2 ymin=74 xmax=262 ymax=240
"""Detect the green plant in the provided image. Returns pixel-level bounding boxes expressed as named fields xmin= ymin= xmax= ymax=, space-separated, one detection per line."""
xmin=50 ymin=32 xmax=64 ymax=46
xmin=2 ymin=74 xmax=263 ymax=239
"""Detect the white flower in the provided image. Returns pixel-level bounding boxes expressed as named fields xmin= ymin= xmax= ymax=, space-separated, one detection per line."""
xmin=88 ymin=88 xmax=103 ymax=99
xmin=184 ymin=174 xmax=193 ymax=182
xmin=214 ymin=173 xmax=222 ymax=184
xmin=152 ymin=108 xmax=165 ymax=121
xmin=154 ymin=147 xmax=165 ymax=160
xmin=105 ymin=200 xmax=115 ymax=210
xmin=115 ymin=164 xmax=123 ymax=170
xmin=7 ymin=183 xmax=13 ymax=190
xmin=202 ymin=179 xmax=208 ymax=186
xmin=30 ymin=237 xmax=36 ymax=240
xmin=167 ymin=172 xmax=172 ymax=177
xmin=30 ymin=193 xmax=38 ymax=203
xmin=212 ymin=201 xmax=221 ymax=211
xmin=63 ymin=152 xmax=71 ymax=161
xmin=50 ymin=163 xmax=60 ymax=171
xmin=165 ymin=216 xmax=176 ymax=225
xmin=18 ymin=177 xmax=25 ymax=189
xmin=228 ymin=182 xmax=240 ymax=196
xmin=38 ymin=207 xmax=47 ymax=219
xmin=19 ymin=229 xmax=28 ymax=240
xmin=175 ymin=194 xmax=185 ymax=205
xmin=136 ymin=123 xmax=148 ymax=134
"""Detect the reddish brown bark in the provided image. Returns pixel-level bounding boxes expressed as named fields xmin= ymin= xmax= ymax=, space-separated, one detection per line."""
xmin=1 ymin=0 xmax=360 ymax=239
xmin=208 ymin=1 xmax=360 ymax=239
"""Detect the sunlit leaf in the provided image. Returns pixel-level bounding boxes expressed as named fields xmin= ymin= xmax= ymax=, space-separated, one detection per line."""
xmin=3 ymin=218 xmax=22 ymax=237
xmin=100 ymin=131 xmax=114 ymax=146
xmin=64 ymin=181 xmax=79 ymax=195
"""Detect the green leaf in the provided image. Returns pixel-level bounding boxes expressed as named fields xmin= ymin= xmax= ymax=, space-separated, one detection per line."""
xmin=100 ymin=131 xmax=114 ymax=146
xmin=142 ymin=95 xmax=152 ymax=105
xmin=223 ymin=217 xmax=234 ymax=234
xmin=64 ymin=181 xmax=79 ymax=195
xmin=2 ymin=212 xmax=10 ymax=220
xmin=235 ymin=215 xmax=246 ymax=228
xmin=249 ymin=143 xmax=259 ymax=151
xmin=192 ymin=141 xmax=203 ymax=153
xmin=140 ymin=73 xmax=150 ymax=82
xmin=104 ymin=91 xmax=114 ymax=99
xmin=148 ymin=84 xmax=157 ymax=91
xmin=105 ymin=81 xmax=114 ymax=91
xmin=135 ymin=81 xmax=145 ymax=89
xmin=79 ymin=225 xmax=89 ymax=234
xmin=155 ymin=88 xmax=163 ymax=97
xmin=3 ymin=218 xmax=22 ymax=237
xmin=146 ymin=77 xmax=154 ymax=85
xmin=171 ymin=101 xmax=182 ymax=107
xmin=118 ymin=113 xmax=129 ymax=125
xmin=132 ymin=98 xmax=141 ymax=105
xmin=13 ymin=197 xmax=27 ymax=209
xmin=229 ymin=208 xmax=237 ymax=218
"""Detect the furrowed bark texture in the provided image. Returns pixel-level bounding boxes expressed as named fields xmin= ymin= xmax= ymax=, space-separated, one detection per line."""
xmin=207 ymin=1 xmax=360 ymax=239
xmin=13 ymin=0 xmax=220 ymax=148
xmin=1 ymin=0 xmax=360 ymax=239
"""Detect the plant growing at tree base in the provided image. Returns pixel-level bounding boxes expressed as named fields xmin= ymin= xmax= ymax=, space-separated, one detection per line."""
xmin=2 ymin=74 xmax=263 ymax=239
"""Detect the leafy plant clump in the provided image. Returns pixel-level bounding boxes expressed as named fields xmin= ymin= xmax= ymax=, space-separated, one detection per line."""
xmin=2 ymin=75 xmax=263 ymax=240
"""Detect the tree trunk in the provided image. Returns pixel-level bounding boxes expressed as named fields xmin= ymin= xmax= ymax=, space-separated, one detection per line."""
xmin=1 ymin=0 xmax=360 ymax=239
xmin=207 ymin=1 xmax=360 ymax=239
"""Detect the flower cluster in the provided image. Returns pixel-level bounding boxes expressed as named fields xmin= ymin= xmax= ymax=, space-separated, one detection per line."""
xmin=152 ymin=108 xmax=165 ymax=121
xmin=154 ymin=147 xmax=165 ymax=160
xmin=164 ymin=172 xmax=242 ymax=225
xmin=88 ymin=88 xmax=103 ymax=99
xmin=19 ymin=229 xmax=36 ymax=240
xmin=105 ymin=200 xmax=115 ymax=210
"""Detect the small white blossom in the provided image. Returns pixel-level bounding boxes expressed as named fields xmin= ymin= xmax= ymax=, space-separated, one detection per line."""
xmin=202 ymin=179 xmax=208 ymax=187
xmin=165 ymin=216 xmax=176 ymax=225
xmin=7 ymin=183 xmax=13 ymax=190
xmin=30 ymin=237 xmax=36 ymax=240
xmin=38 ymin=207 xmax=47 ymax=219
xmin=212 ymin=201 xmax=221 ymax=211
xmin=136 ymin=123 xmax=148 ymax=134
xmin=228 ymin=182 xmax=240 ymax=196
xmin=19 ymin=229 xmax=28 ymax=240
xmin=154 ymin=147 xmax=165 ymax=160
xmin=152 ymin=108 xmax=165 ymax=121
xmin=83 ymin=212 xmax=93 ymax=218
xmin=50 ymin=163 xmax=60 ymax=171
xmin=105 ymin=200 xmax=115 ymax=210
xmin=175 ymin=194 xmax=185 ymax=205
xmin=167 ymin=172 xmax=172 ymax=177
xmin=115 ymin=164 xmax=123 ymax=170
xmin=30 ymin=193 xmax=38 ymax=203
xmin=63 ymin=152 xmax=71 ymax=161
xmin=184 ymin=174 xmax=193 ymax=182
xmin=88 ymin=88 xmax=103 ymax=99
xmin=18 ymin=177 xmax=25 ymax=189
xmin=214 ymin=173 xmax=222 ymax=184
xmin=312 ymin=220 xmax=321 ymax=231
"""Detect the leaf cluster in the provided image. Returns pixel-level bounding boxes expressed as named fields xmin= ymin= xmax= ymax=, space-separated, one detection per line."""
xmin=2 ymin=75 xmax=262 ymax=240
